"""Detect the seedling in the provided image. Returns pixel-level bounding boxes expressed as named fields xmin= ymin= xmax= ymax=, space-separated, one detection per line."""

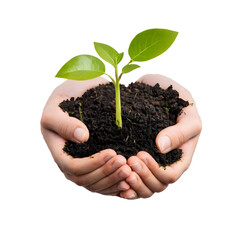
xmin=56 ymin=28 xmax=178 ymax=128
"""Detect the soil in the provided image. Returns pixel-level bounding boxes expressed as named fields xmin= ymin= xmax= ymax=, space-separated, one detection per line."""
xmin=59 ymin=82 xmax=189 ymax=167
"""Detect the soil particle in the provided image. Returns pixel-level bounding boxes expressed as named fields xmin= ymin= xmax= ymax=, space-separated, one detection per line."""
xmin=59 ymin=82 xmax=189 ymax=167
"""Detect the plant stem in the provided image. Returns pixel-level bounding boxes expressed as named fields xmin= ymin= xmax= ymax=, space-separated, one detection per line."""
xmin=79 ymin=103 xmax=83 ymax=122
xmin=105 ymin=73 xmax=116 ymax=86
xmin=115 ymin=65 xmax=122 ymax=128
xmin=115 ymin=81 xmax=122 ymax=128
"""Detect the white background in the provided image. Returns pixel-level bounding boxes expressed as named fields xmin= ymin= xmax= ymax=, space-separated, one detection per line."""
xmin=1 ymin=0 xmax=239 ymax=239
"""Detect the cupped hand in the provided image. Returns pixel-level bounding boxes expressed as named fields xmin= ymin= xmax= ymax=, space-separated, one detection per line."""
xmin=41 ymin=77 xmax=132 ymax=196
xmin=120 ymin=74 xmax=202 ymax=199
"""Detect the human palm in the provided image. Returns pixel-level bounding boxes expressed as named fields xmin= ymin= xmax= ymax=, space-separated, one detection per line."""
xmin=41 ymin=75 xmax=201 ymax=199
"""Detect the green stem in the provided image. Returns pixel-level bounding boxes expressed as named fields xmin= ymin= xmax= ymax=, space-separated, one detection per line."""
xmin=119 ymin=72 xmax=123 ymax=81
xmin=115 ymin=65 xmax=122 ymax=128
xmin=115 ymin=81 xmax=122 ymax=128
xmin=105 ymin=73 xmax=116 ymax=86
xmin=115 ymin=65 xmax=119 ymax=82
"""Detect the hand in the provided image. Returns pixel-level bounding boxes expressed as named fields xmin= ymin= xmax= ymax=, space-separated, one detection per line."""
xmin=41 ymin=77 xmax=132 ymax=196
xmin=120 ymin=74 xmax=202 ymax=199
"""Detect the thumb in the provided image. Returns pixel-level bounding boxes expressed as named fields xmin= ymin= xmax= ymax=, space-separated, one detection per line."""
xmin=156 ymin=118 xmax=201 ymax=154
xmin=41 ymin=105 xmax=89 ymax=143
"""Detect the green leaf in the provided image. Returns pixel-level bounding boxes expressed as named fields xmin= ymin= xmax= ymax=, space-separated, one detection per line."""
xmin=116 ymin=52 xmax=124 ymax=64
xmin=122 ymin=64 xmax=140 ymax=74
xmin=128 ymin=28 xmax=178 ymax=62
xmin=94 ymin=42 xmax=120 ymax=67
xmin=55 ymin=55 xmax=105 ymax=80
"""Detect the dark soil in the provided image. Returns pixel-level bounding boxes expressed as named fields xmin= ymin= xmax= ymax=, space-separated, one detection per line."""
xmin=59 ymin=82 xmax=189 ymax=167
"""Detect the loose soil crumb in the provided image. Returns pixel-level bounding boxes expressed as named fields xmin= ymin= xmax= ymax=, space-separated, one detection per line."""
xmin=59 ymin=82 xmax=189 ymax=167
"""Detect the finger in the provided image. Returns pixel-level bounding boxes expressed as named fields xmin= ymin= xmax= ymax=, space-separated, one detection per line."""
xmin=137 ymin=74 xmax=202 ymax=153
xmin=99 ymin=181 xmax=130 ymax=195
xmin=128 ymin=156 xmax=168 ymax=193
xmin=41 ymin=99 xmax=89 ymax=143
xmin=87 ymin=165 xmax=132 ymax=192
xmin=70 ymin=155 xmax=127 ymax=186
xmin=41 ymin=128 xmax=116 ymax=176
xmin=120 ymin=188 xmax=138 ymax=200
xmin=125 ymin=172 xmax=154 ymax=198
xmin=62 ymin=148 xmax=117 ymax=176
xmin=137 ymin=137 xmax=198 ymax=184
xmin=41 ymin=77 xmax=110 ymax=143
xmin=156 ymin=105 xmax=202 ymax=153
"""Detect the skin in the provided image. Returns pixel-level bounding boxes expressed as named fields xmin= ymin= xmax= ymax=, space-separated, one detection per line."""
xmin=120 ymin=74 xmax=202 ymax=199
xmin=41 ymin=74 xmax=202 ymax=199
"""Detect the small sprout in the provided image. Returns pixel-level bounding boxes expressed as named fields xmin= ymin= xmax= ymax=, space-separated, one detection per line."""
xmin=79 ymin=102 xmax=83 ymax=122
xmin=127 ymin=118 xmax=140 ymax=126
xmin=165 ymin=107 xmax=169 ymax=115
xmin=127 ymin=118 xmax=133 ymax=124
xmin=56 ymin=28 xmax=178 ymax=129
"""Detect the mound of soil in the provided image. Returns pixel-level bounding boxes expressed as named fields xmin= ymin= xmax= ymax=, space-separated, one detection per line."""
xmin=59 ymin=82 xmax=189 ymax=167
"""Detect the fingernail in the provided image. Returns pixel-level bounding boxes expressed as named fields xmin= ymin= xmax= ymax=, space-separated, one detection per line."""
xmin=127 ymin=192 xmax=137 ymax=199
xmin=120 ymin=192 xmax=136 ymax=199
xmin=73 ymin=128 xmax=86 ymax=143
xmin=130 ymin=161 xmax=142 ymax=173
xmin=158 ymin=136 xmax=171 ymax=153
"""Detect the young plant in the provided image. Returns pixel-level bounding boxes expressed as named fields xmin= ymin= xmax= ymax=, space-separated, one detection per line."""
xmin=56 ymin=28 xmax=178 ymax=129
